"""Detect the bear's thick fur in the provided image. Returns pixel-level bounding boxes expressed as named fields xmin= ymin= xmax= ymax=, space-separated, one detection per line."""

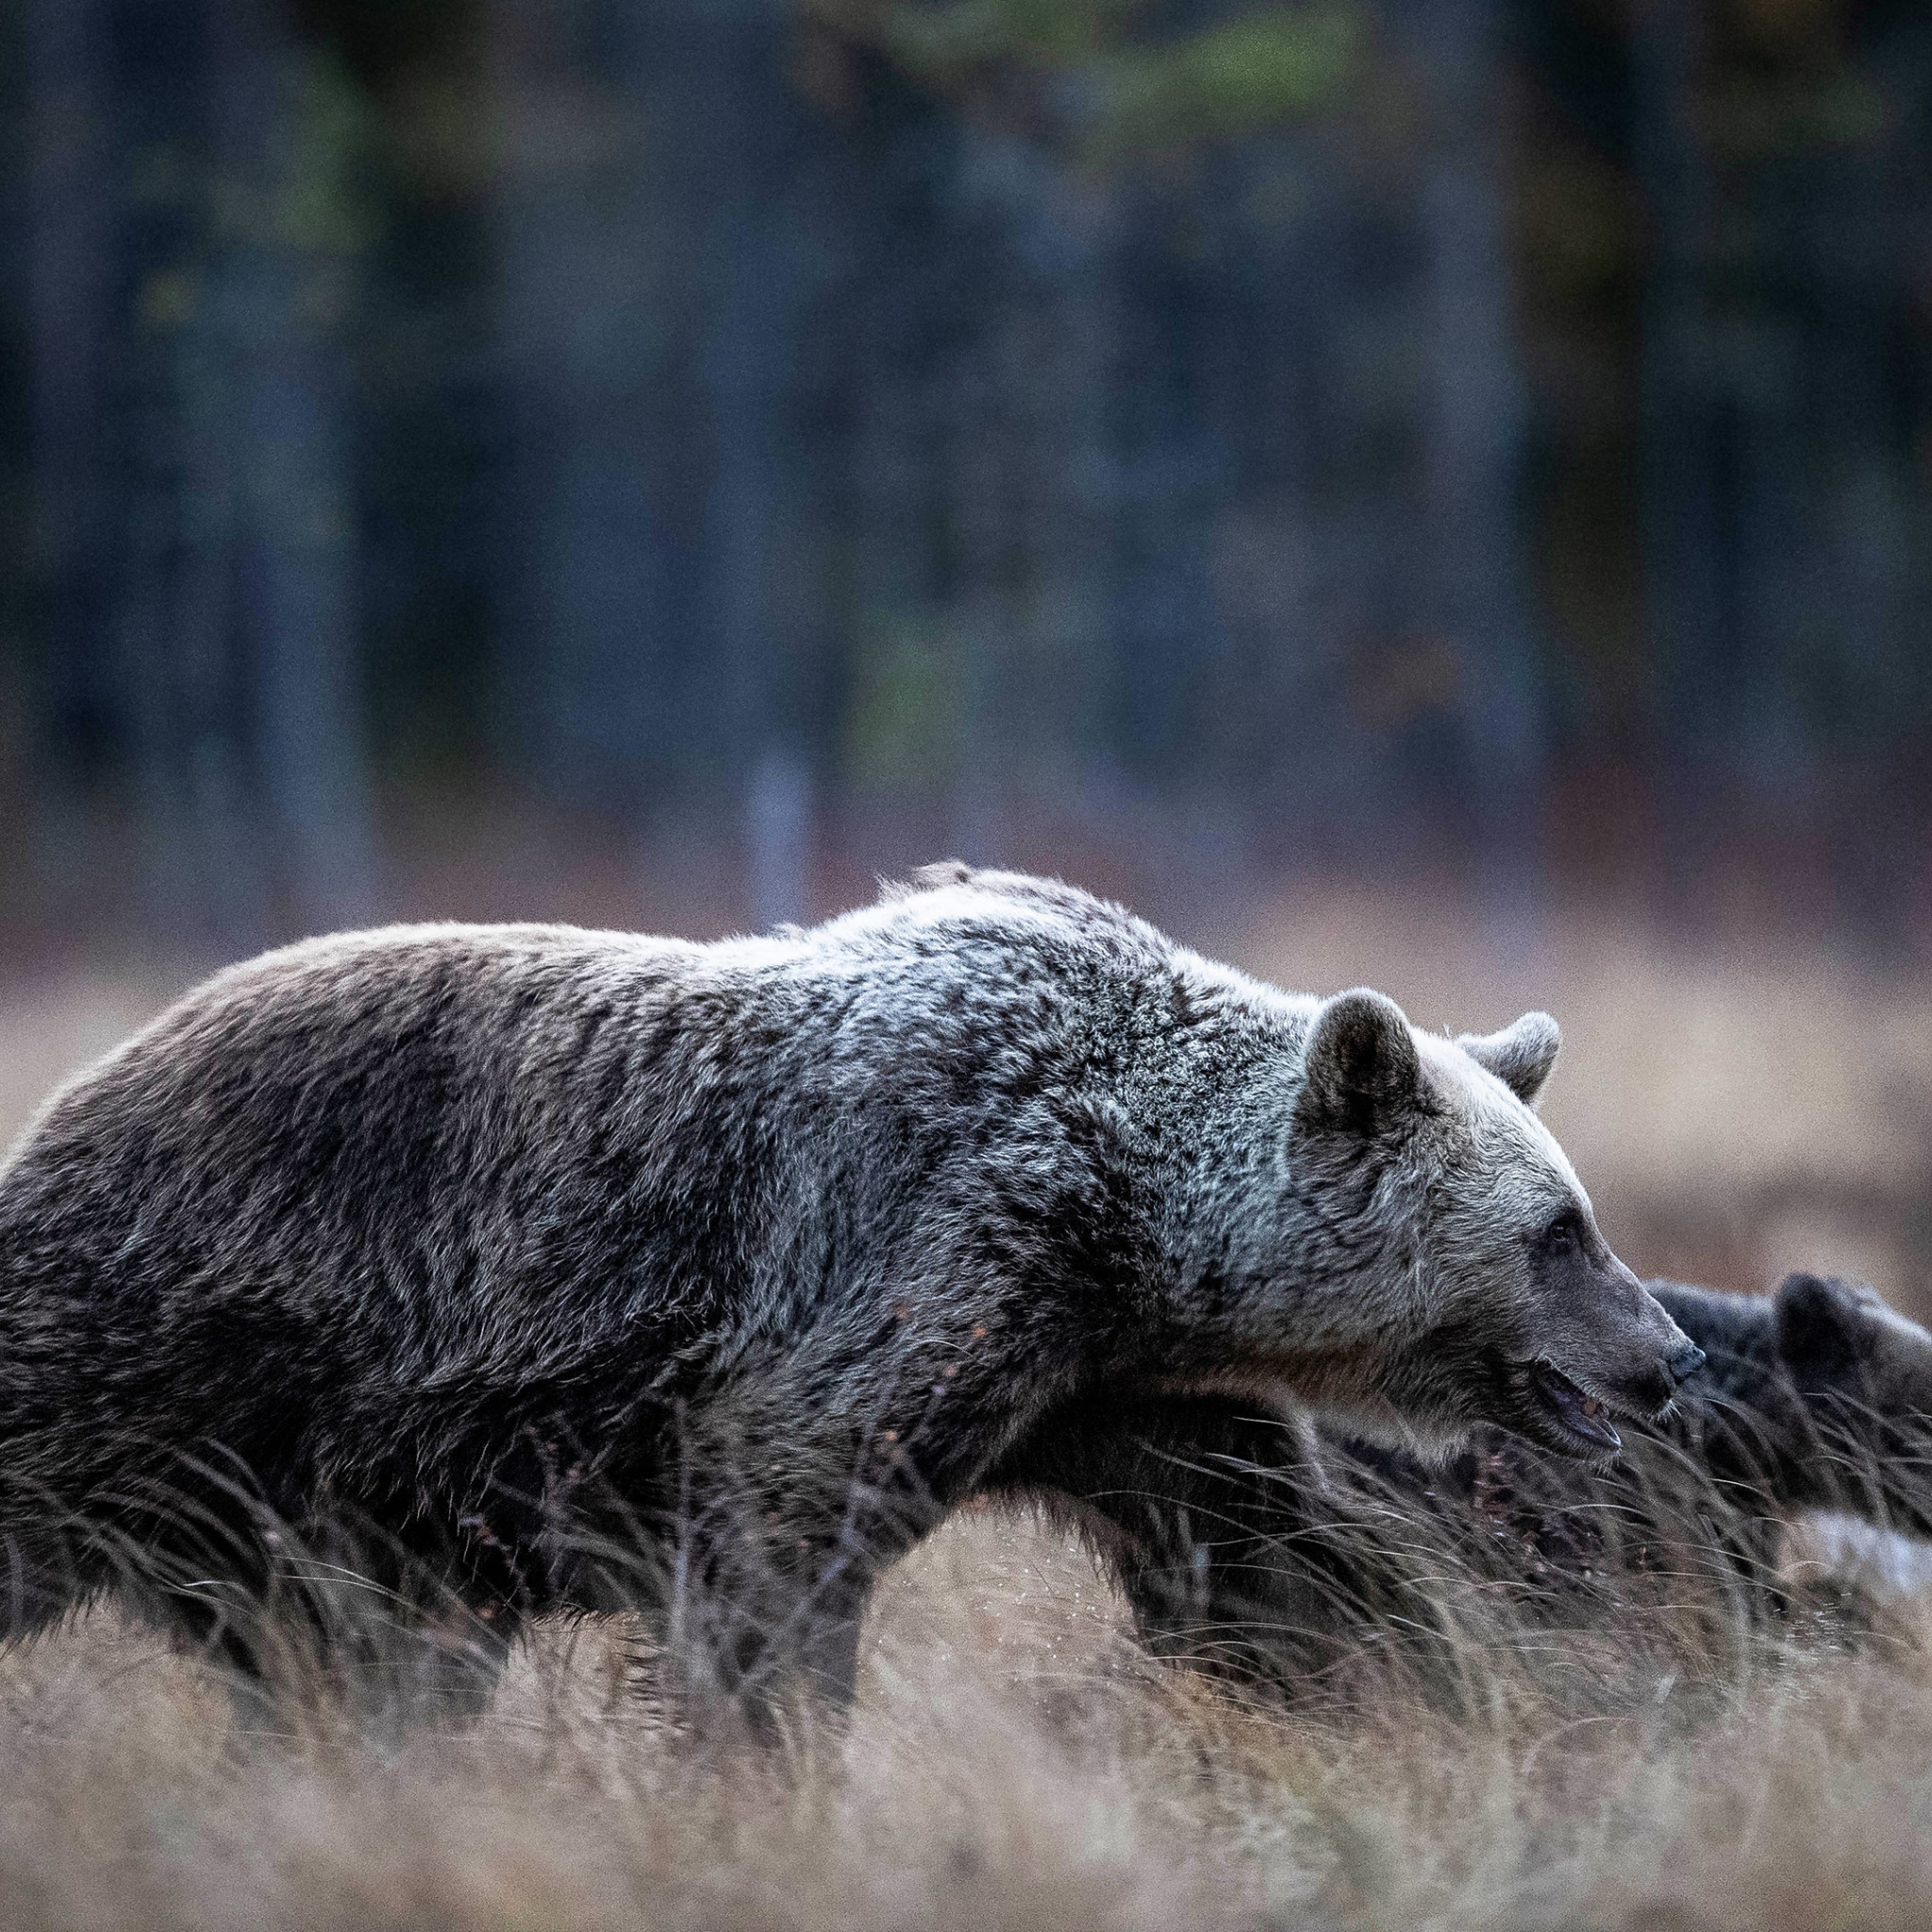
xmin=1024 ymin=1272 xmax=1932 ymax=1693
xmin=0 ymin=866 xmax=1692 ymax=1717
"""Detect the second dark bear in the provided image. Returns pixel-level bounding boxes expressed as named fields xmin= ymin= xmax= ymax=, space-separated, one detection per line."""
xmin=1010 ymin=1271 xmax=1932 ymax=1695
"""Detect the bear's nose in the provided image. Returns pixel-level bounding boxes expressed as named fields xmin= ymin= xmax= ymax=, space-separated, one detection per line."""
xmin=1666 ymin=1341 xmax=1707 ymax=1387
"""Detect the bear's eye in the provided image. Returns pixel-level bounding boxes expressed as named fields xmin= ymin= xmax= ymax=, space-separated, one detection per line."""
xmin=1541 ymin=1210 xmax=1583 ymax=1254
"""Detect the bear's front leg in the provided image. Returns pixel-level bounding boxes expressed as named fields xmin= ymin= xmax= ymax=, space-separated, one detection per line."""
xmin=640 ymin=1281 xmax=1064 ymax=1732
xmin=645 ymin=1392 xmax=957 ymax=1733
xmin=656 ymin=1515 xmax=876 ymax=1732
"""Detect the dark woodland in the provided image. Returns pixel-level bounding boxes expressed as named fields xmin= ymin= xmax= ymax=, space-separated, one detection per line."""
xmin=4 ymin=0 xmax=1931 ymax=958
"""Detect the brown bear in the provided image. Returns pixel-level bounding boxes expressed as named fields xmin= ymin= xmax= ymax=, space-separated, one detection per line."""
xmin=0 ymin=867 xmax=1695 ymax=1723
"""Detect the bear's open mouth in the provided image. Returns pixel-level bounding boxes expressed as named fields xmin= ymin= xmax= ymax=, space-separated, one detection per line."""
xmin=1528 ymin=1360 xmax=1624 ymax=1457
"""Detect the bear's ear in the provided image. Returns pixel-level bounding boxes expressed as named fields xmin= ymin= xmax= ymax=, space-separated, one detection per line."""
xmin=1456 ymin=1011 xmax=1560 ymax=1108
xmin=1296 ymin=989 xmax=1423 ymax=1137
xmin=1774 ymin=1272 xmax=1871 ymax=1391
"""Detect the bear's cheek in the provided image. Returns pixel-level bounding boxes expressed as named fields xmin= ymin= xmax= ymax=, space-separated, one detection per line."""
xmin=1517 ymin=1246 xmax=1643 ymax=1378
xmin=1521 ymin=1230 xmax=1603 ymax=1311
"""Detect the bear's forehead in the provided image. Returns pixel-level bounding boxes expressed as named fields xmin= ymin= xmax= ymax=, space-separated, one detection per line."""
xmin=1415 ymin=1033 xmax=1583 ymax=1192
xmin=1414 ymin=1032 xmax=1507 ymax=1112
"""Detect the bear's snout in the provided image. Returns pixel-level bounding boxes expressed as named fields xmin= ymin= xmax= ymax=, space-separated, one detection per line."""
xmin=1615 ymin=1315 xmax=1702 ymax=1417
xmin=1546 ymin=1269 xmax=1701 ymax=1431
xmin=1666 ymin=1341 xmax=1707 ymax=1387
xmin=1623 ymin=1362 xmax=1679 ymax=1417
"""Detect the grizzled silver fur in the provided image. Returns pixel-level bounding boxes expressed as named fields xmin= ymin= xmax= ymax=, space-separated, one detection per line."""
xmin=0 ymin=865 xmax=1693 ymax=1719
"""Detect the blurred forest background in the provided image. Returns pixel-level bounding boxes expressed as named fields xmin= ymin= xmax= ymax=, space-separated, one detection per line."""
xmin=10 ymin=19 xmax=1932 ymax=1925
xmin=4 ymin=0 xmax=1931 ymax=962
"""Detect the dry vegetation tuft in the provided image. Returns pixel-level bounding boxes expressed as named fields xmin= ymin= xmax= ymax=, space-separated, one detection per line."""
xmin=2 ymin=1515 xmax=1932 ymax=1931
xmin=2 ymin=892 xmax=1930 ymax=1930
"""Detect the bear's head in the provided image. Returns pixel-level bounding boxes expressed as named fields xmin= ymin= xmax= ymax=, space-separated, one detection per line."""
xmin=1244 ymin=989 xmax=1702 ymax=1462
xmin=1771 ymin=1271 xmax=1932 ymax=1532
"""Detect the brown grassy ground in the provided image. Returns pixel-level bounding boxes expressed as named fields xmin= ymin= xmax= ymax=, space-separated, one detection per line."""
xmin=2 ymin=1518 xmax=1930 ymax=1932
xmin=1 ymin=889 xmax=1929 ymax=1931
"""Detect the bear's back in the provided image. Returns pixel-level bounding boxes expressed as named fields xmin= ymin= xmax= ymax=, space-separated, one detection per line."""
xmin=0 ymin=890 xmax=1191 ymax=1459
xmin=0 ymin=926 xmax=766 ymax=1437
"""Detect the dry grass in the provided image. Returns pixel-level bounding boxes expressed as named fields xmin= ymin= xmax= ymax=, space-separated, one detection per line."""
xmin=2 ymin=1513 xmax=1931 ymax=1932
xmin=2 ymin=891 xmax=1930 ymax=1930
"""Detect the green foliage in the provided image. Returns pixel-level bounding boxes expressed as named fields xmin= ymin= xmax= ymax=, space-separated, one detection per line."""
xmin=803 ymin=0 xmax=1363 ymax=158
xmin=275 ymin=49 xmax=384 ymax=259
xmin=127 ymin=45 xmax=379 ymax=345
xmin=876 ymin=0 xmax=1123 ymax=72
xmin=843 ymin=622 xmax=971 ymax=796
xmin=1095 ymin=7 xmax=1360 ymax=156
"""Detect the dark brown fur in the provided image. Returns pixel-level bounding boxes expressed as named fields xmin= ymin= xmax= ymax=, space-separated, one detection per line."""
xmin=1003 ymin=1274 xmax=1932 ymax=1697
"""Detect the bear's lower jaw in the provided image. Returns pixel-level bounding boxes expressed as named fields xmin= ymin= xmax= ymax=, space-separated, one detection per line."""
xmin=1526 ymin=1360 xmax=1624 ymax=1457
xmin=1509 ymin=1359 xmax=1683 ymax=1461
